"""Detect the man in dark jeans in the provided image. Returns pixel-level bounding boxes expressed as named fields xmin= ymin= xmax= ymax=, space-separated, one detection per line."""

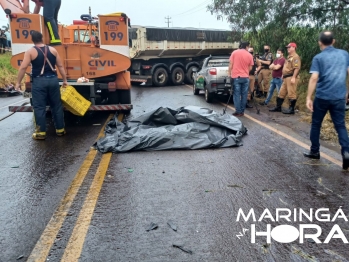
xmin=228 ymin=41 xmax=254 ymax=116
xmin=22 ymin=0 xmax=62 ymax=45
xmin=304 ymin=31 xmax=349 ymax=170
xmin=15 ymin=31 xmax=67 ymax=140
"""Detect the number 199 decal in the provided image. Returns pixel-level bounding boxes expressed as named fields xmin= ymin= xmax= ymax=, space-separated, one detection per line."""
xmin=104 ymin=32 xmax=123 ymax=41
xmin=15 ymin=29 xmax=35 ymax=39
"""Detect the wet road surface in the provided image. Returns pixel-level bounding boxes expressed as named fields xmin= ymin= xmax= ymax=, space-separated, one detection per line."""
xmin=0 ymin=86 xmax=349 ymax=262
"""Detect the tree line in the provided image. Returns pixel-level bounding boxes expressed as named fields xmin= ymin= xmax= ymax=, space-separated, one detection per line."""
xmin=208 ymin=0 xmax=349 ymax=69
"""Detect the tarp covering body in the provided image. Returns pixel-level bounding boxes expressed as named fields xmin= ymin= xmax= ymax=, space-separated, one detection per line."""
xmin=95 ymin=106 xmax=247 ymax=153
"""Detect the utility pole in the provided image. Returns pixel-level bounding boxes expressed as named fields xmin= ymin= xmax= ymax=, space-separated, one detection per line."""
xmin=165 ymin=16 xmax=172 ymax=27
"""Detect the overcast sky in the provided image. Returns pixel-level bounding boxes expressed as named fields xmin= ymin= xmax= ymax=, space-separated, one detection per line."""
xmin=0 ymin=0 xmax=231 ymax=30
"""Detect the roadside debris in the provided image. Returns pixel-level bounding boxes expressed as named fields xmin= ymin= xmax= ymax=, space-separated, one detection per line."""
xmin=127 ymin=168 xmax=134 ymax=173
xmin=262 ymin=189 xmax=278 ymax=196
xmin=167 ymin=220 xmax=177 ymax=232
xmin=227 ymin=184 xmax=244 ymax=188
xmin=291 ymin=246 xmax=318 ymax=262
xmin=16 ymin=255 xmax=24 ymax=260
xmin=146 ymin=222 xmax=158 ymax=232
xmin=172 ymin=244 xmax=193 ymax=254
xmin=0 ymin=85 xmax=22 ymax=97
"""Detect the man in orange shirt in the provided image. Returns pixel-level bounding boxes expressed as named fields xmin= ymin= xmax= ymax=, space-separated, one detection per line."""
xmin=228 ymin=41 xmax=254 ymax=116
xmin=22 ymin=0 xmax=61 ymax=45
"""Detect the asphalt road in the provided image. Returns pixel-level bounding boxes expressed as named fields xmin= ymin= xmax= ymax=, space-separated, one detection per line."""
xmin=0 ymin=86 xmax=348 ymax=262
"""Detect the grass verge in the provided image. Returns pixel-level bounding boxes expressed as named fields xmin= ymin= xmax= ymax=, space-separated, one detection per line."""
xmin=0 ymin=53 xmax=18 ymax=88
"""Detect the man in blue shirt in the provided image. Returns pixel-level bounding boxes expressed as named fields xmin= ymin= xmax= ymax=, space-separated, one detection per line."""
xmin=304 ymin=31 xmax=349 ymax=170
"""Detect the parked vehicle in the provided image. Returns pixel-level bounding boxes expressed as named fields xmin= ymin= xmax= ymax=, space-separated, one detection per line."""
xmin=0 ymin=2 xmax=133 ymax=113
xmin=192 ymin=56 xmax=230 ymax=103
xmin=129 ymin=26 xmax=238 ymax=86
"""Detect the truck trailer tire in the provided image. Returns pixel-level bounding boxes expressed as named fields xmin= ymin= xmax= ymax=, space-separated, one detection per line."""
xmin=171 ymin=67 xmax=185 ymax=85
xmin=152 ymin=67 xmax=168 ymax=87
xmin=185 ymin=66 xmax=198 ymax=85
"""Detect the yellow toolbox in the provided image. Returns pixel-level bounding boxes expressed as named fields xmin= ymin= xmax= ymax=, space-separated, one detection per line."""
xmin=60 ymin=85 xmax=91 ymax=116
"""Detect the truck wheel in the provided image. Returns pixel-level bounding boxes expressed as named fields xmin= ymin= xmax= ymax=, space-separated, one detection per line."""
xmin=119 ymin=89 xmax=131 ymax=104
xmin=171 ymin=67 xmax=184 ymax=85
xmin=152 ymin=68 xmax=168 ymax=87
xmin=185 ymin=66 xmax=198 ymax=84
xmin=205 ymin=88 xmax=214 ymax=103
xmin=108 ymin=91 xmax=119 ymax=104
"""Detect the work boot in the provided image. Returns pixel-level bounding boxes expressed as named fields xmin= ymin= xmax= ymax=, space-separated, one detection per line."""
xmin=269 ymin=97 xmax=284 ymax=112
xmin=256 ymin=91 xmax=263 ymax=98
xmin=246 ymin=102 xmax=253 ymax=108
xmin=32 ymin=132 xmax=46 ymax=140
xmin=282 ymin=99 xmax=297 ymax=114
xmin=303 ymin=151 xmax=320 ymax=159
xmin=342 ymin=151 xmax=349 ymax=170
xmin=56 ymin=128 xmax=66 ymax=136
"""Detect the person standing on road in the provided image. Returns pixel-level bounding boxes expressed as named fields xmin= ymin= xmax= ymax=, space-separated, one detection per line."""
xmin=15 ymin=31 xmax=67 ymax=140
xmin=4 ymin=29 xmax=11 ymax=52
xmin=22 ymin=0 xmax=62 ymax=45
xmin=246 ymin=46 xmax=257 ymax=108
xmin=256 ymin=44 xmax=273 ymax=98
xmin=260 ymin=48 xmax=286 ymax=106
xmin=228 ymin=41 xmax=254 ymax=117
xmin=269 ymin=42 xmax=301 ymax=114
xmin=0 ymin=30 xmax=7 ymax=54
xmin=304 ymin=31 xmax=349 ymax=170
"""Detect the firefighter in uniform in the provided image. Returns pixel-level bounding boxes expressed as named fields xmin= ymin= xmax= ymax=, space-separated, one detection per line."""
xmin=269 ymin=42 xmax=301 ymax=114
xmin=246 ymin=46 xmax=257 ymax=108
xmin=256 ymin=45 xmax=273 ymax=98
xmin=22 ymin=0 xmax=62 ymax=45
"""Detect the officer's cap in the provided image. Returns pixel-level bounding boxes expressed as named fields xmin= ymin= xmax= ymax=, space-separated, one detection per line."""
xmin=286 ymin=42 xmax=297 ymax=48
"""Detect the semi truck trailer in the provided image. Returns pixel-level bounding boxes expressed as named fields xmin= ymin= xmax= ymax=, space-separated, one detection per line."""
xmin=129 ymin=26 xmax=239 ymax=87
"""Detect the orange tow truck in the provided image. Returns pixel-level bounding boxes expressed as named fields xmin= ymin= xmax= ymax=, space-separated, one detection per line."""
xmin=0 ymin=1 xmax=132 ymax=113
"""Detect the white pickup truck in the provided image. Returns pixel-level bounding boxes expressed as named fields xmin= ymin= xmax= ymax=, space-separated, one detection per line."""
xmin=192 ymin=56 xmax=231 ymax=103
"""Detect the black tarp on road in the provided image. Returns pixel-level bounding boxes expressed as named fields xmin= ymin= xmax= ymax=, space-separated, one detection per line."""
xmin=95 ymin=106 xmax=247 ymax=153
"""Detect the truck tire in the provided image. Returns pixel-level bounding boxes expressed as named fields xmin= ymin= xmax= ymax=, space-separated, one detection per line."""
xmin=119 ymin=89 xmax=131 ymax=104
xmin=205 ymin=88 xmax=214 ymax=103
xmin=152 ymin=67 xmax=168 ymax=87
xmin=171 ymin=67 xmax=185 ymax=85
xmin=108 ymin=91 xmax=119 ymax=104
xmin=185 ymin=66 xmax=198 ymax=84
xmin=193 ymin=83 xmax=199 ymax=95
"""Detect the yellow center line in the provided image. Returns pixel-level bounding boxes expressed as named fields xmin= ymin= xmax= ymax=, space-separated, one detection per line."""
xmin=27 ymin=114 xmax=114 ymax=262
xmin=61 ymin=113 xmax=123 ymax=261
xmin=185 ymin=84 xmax=342 ymax=167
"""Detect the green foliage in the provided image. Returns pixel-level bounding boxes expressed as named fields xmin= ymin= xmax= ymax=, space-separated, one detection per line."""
xmin=0 ymin=53 xmax=18 ymax=87
xmin=208 ymin=0 xmax=349 ymax=70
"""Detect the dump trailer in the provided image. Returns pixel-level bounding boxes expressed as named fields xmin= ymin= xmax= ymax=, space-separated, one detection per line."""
xmin=129 ymin=26 xmax=239 ymax=86
xmin=0 ymin=0 xmax=132 ymax=113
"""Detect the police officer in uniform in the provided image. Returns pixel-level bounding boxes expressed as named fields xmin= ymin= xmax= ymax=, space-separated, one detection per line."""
xmin=269 ymin=42 xmax=301 ymax=114
xmin=256 ymin=44 xmax=273 ymax=98
xmin=246 ymin=46 xmax=257 ymax=108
